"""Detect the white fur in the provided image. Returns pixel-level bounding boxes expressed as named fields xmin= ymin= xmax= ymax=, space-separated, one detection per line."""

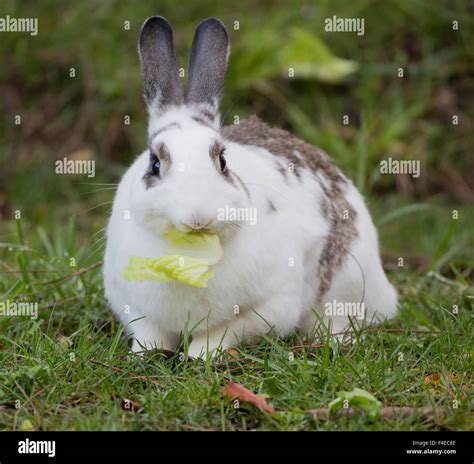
xmin=103 ymin=106 xmax=397 ymax=357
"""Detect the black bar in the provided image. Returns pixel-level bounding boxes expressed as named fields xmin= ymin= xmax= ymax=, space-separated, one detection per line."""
xmin=0 ymin=431 xmax=471 ymax=460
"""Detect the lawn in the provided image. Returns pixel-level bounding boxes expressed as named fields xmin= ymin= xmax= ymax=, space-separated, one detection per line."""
xmin=0 ymin=201 xmax=472 ymax=431
xmin=0 ymin=0 xmax=473 ymax=431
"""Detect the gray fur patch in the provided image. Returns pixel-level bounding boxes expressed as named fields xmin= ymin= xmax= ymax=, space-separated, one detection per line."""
xmin=222 ymin=116 xmax=343 ymax=183
xmin=192 ymin=115 xmax=216 ymax=129
xmin=221 ymin=115 xmax=359 ymax=301
xmin=267 ymin=199 xmax=277 ymax=213
xmin=316 ymin=181 xmax=358 ymax=301
xmin=230 ymin=171 xmax=251 ymax=200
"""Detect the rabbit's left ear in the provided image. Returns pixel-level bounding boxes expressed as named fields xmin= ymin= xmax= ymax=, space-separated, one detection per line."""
xmin=138 ymin=16 xmax=184 ymax=110
xmin=185 ymin=18 xmax=229 ymax=122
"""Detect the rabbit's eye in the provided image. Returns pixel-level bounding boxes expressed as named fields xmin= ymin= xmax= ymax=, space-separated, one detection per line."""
xmin=151 ymin=155 xmax=161 ymax=176
xmin=219 ymin=152 xmax=227 ymax=172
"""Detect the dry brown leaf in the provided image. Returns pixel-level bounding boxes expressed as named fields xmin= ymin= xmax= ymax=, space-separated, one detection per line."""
xmin=424 ymin=373 xmax=441 ymax=387
xmin=222 ymin=382 xmax=274 ymax=414
xmin=449 ymin=372 xmax=460 ymax=384
xmin=69 ymin=147 xmax=94 ymax=161
xmin=227 ymin=348 xmax=240 ymax=360
xmin=121 ymin=398 xmax=141 ymax=412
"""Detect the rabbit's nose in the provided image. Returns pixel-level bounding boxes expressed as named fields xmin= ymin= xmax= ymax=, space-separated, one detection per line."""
xmin=183 ymin=218 xmax=213 ymax=231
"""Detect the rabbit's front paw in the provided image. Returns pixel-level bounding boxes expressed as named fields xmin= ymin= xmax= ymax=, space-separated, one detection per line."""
xmin=187 ymin=333 xmax=226 ymax=360
xmin=129 ymin=322 xmax=178 ymax=355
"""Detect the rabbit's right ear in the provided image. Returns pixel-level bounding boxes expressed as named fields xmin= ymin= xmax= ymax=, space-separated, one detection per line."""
xmin=138 ymin=16 xmax=184 ymax=111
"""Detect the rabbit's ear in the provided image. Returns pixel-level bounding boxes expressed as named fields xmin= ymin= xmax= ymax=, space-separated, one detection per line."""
xmin=138 ymin=16 xmax=184 ymax=110
xmin=185 ymin=18 xmax=229 ymax=119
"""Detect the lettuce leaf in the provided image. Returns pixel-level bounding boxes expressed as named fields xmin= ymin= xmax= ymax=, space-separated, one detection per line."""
xmin=121 ymin=228 xmax=223 ymax=288
xmin=328 ymin=387 xmax=382 ymax=421
xmin=163 ymin=227 xmax=223 ymax=263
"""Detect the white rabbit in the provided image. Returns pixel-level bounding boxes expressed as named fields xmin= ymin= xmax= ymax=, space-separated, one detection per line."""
xmin=103 ymin=16 xmax=398 ymax=358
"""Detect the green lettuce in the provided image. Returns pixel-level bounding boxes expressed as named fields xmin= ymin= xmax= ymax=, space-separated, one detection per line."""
xmin=121 ymin=228 xmax=223 ymax=288
xmin=328 ymin=387 xmax=382 ymax=421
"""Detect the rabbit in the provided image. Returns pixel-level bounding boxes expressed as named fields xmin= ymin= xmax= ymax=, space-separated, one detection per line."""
xmin=103 ymin=16 xmax=398 ymax=358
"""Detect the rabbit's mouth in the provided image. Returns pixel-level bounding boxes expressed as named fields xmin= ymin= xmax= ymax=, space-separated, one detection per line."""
xmin=141 ymin=208 xmax=243 ymax=240
xmin=178 ymin=219 xmax=214 ymax=233
xmin=175 ymin=220 xmax=243 ymax=242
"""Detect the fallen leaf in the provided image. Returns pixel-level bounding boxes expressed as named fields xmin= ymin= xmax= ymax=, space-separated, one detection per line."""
xmin=58 ymin=335 xmax=72 ymax=348
xmin=328 ymin=388 xmax=382 ymax=421
xmin=121 ymin=398 xmax=141 ymax=412
xmin=222 ymin=382 xmax=274 ymax=414
xmin=424 ymin=373 xmax=441 ymax=387
xmin=68 ymin=147 xmax=94 ymax=161
xmin=227 ymin=348 xmax=240 ymax=360
xmin=449 ymin=372 xmax=460 ymax=385
xmin=20 ymin=419 xmax=34 ymax=431
xmin=276 ymin=28 xmax=359 ymax=83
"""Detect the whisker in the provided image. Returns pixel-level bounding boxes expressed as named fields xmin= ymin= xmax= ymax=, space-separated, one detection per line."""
xmin=81 ymin=236 xmax=107 ymax=263
xmin=221 ymin=97 xmax=241 ymax=126
xmin=81 ymin=187 xmax=117 ymax=195
xmin=74 ymin=201 xmax=114 ymax=216
xmin=76 ymin=182 xmax=119 ymax=186
xmin=91 ymin=226 xmax=107 ymax=240
xmin=223 ymin=221 xmax=243 ymax=232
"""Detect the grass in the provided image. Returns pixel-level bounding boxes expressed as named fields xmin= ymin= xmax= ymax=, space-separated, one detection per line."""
xmin=0 ymin=202 xmax=472 ymax=431
xmin=0 ymin=0 xmax=473 ymax=431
